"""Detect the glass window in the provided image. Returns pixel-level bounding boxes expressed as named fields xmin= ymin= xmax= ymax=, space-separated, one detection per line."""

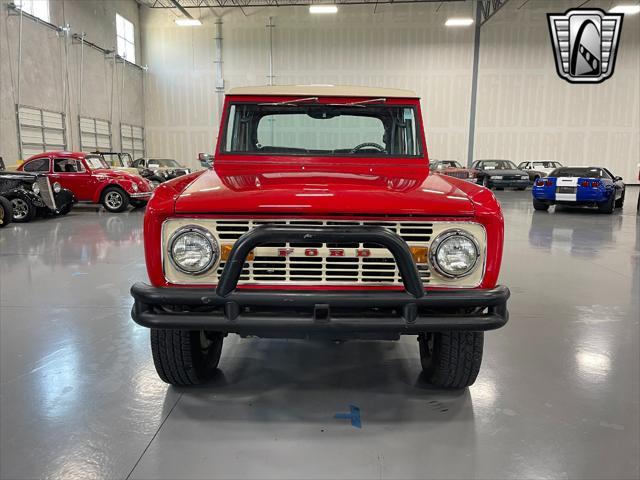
xmin=475 ymin=160 xmax=517 ymax=170
xmin=437 ymin=160 xmax=462 ymax=169
xmin=23 ymin=157 xmax=50 ymax=172
xmin=223 ymin=102 xmax=423 ymax=158
xmin=148 ymin=159 xmax=180 ymax=168
xmin=85 ymin=155 xmax=109 ymax=170
xmin=54 ymin=158 xmax=81 ymax=173
xmin=15 ymin=0 xmax=49 ymax=22
xmin=116 ymin=13 xmax=135 ymax=63
xmin=549 ymin=167 xmax=606 ymax=178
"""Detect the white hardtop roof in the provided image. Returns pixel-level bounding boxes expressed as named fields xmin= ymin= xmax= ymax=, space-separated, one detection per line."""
xmin=227 ymin=85 xmax=419 ymax=98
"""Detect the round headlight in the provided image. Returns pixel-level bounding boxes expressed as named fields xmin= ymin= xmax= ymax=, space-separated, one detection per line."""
xmin=53 ymin=182 xmax=62 ymax=194
xmin=32 ymin=183 xmax=40 ymax=195
xmin=429 ymin=230 xmax=480 ymax=279
xmin=169 ymin=226 xmax=219 ymax=275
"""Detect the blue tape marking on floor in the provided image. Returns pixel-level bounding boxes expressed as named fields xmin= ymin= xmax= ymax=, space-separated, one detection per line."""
xmin=72 ymin=272 xmax=88 ymax=276
xmin=334 ymin=404 xmax=362 ymax=429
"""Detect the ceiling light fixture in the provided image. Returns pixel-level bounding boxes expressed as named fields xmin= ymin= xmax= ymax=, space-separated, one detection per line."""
xmin=445 ymin=17 xmax=474 ymax=26
xmin=309 ymin=5 xmax=338 ymax=14
xmin=609 ymin=4 xmax=640 ymax=14
xmin=175 ymin=18 xmax=202 ymax=26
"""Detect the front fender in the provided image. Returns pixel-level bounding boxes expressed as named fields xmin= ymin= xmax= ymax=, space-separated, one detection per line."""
xmin=93 ymin=179 xmax=135 ymax=204
xmin=4 ymin=188 xmax=45 ymax=208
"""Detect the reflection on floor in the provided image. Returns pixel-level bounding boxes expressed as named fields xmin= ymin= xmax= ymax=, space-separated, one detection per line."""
xmin=1 ymin=190 xmax=639 ymax=479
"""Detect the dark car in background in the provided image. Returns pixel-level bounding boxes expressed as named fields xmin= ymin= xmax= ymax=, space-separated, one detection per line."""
xmin=0 ymin=170 xmax=75 ymax=222
xmin=472 ymin=160 xmax=530 ymax=190
xmin=132 ymin=158 xmax=190 ymax=181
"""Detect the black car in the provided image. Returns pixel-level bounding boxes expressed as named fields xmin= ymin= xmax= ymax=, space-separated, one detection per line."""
xmin=0 ymin=170 xmax=75 ymax=223
xmin=472 ymin=159 xmax=530 ymax=190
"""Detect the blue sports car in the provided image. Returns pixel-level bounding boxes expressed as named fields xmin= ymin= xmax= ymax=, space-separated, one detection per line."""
xmin=532 ymin=166 xmax=625 ymax=214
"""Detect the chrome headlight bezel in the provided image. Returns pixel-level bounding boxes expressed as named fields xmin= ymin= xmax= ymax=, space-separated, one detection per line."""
xmin=168 ymin=225 xmax=219 ymax=275
xmin=52 ymin=182 xmax=62 ymax=194
xmin=32 ymin=183 xmax=40 ymax=195
xmin=429 ymin=229 xmax=481 ymax=279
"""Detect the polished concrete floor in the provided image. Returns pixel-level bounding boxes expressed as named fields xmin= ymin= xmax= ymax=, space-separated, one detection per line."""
xmin=1 ymin=190 xmax=639 ymax=480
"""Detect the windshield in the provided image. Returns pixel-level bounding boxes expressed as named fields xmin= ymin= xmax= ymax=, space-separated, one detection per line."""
xmin=435 ymin=160 xmax=462 ymax=169
xmin=100 ymin=153 xmax=125 ymax=168
xmin=476 ymin=160 xmax=517 ymax=170
xmin=533 ymin=161 xmax=561 ymax=168
xmin=85 ymin=155 xmax=110 ymax=170
xmin=550 ymin=167 xmax=607 ymax=178
xmin=222 ymin=102 xmax=422 ymax=157
xmin=148 ymin=159 xmax=180 ymax=168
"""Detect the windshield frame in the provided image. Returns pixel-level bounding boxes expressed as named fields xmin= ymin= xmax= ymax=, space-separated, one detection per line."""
xmin=215 ymin=97 xmax=427 ymax=163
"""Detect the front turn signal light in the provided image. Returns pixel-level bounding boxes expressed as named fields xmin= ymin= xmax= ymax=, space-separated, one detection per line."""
xmin=410 ymin=246 xmax=428 ymax=264
xmin=221 ymin=244 xmax=254 ymax=262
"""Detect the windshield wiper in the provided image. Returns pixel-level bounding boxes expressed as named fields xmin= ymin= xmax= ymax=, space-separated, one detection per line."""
xmin=328 ymin=98 xmax=387 ymax=107
xmin=258 ymin=97 xmax=319 ymax=106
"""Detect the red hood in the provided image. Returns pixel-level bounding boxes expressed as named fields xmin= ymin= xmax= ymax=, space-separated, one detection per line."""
xmin=173 ymin=163 xmax=478 ymax=216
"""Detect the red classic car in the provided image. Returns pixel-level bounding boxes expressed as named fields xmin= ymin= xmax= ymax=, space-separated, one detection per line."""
xmin=429 ymin=159 xmax=478 ymax=181
xmin=130 ymin=85 xmax=510 ymax=390
xmin=19 ymin=151 xmax=153 ymax=212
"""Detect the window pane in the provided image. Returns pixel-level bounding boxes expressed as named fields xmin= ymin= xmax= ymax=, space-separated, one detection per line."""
xmin=116 ymin=14 xmax=124 ymax=34
xmin=125 ymin=20 xmax=134 ymax=43
xmin=125 ymin=41 xmax=135 ymax=63
xmin=117 ymin=36 xmax=125 ymax=58
xmin=33 ymin=0 xmax=49 ymax=22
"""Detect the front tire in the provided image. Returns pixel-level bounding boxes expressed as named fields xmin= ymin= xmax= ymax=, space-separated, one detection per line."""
xmin=101 ymin=186 xmax=129 ymax=213
xmin=481 ymin=176 xmax=491 ymax=189
xmin=10 ymin=196 xmax=36 ymax=223
xmin=150 ymin=329 xmax=224 ymax=386
xmin=419 ymin=331 xmax=484 ymax=389
xmin=0 ymin=196 xmax=13 ymax=228
xmin=614 ymin=190 xmax=625 ymax=209
xmin=533 ymin=199 xmax=550 ymax=211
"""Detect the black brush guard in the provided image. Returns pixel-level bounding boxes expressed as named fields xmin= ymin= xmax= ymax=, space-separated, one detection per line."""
xmin=131 ymin=225 xmax=509 ymax=335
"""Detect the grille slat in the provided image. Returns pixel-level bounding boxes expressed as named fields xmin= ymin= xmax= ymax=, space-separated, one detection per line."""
xmin=209 ymin=219 xmax=432 ymax=286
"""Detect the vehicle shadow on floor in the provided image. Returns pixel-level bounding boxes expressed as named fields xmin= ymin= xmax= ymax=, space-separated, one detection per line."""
xmin=160 ymin=337 xmax=477 ymax=427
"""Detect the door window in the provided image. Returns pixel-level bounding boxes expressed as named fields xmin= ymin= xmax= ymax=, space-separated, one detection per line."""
xmin=23 ymin=157 xmax=50 ymax=172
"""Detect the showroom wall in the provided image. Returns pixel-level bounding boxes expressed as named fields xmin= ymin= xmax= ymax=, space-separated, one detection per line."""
xmin=475 ymin=0 xmax=640 ymax=182
xmin=140 ymin=1 xmax=476 ymax=167
xmin=0 ymin=0 xmax=145 ymax=162
xmin=141 ymin=0 xmax=640 ymax=181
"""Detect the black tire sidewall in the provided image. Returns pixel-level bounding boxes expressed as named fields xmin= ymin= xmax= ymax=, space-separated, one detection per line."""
xmin=10 ymin=195 xmax=36 ymax=223
xmin=0 ymin=196 xmax=12 ymax=228
xmin=101 ymin=187 xmax=129 ymax=213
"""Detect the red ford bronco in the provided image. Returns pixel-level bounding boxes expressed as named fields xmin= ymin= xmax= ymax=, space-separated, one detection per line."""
xmin=131 ymin=85 xmax=510 ymax=389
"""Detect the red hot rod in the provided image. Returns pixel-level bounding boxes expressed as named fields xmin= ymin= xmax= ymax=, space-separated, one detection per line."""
xmin=131 ymin=85 xmax=510 ymax=389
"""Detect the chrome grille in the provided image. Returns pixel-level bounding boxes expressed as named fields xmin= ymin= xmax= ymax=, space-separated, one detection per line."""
xmin=444 ymin=171 xmax=469 ymax=179
xmin=36 ymin=176 xmax=56 ymax=210
xmin=211 ymin=219 xmax=433 ymax=285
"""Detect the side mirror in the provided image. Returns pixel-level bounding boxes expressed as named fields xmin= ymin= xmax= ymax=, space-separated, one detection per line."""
xmin=614 ymin=176 xmax=623 ymax=181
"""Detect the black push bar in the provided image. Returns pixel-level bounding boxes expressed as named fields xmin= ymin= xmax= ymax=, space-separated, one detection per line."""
xmin=216 ymin=225 xmax=425 ymax=298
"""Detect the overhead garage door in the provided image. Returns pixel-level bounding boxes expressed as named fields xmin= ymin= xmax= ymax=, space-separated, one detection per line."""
xmin=17 ymin=105 xmax=67 ymax=159
xmin=80 ymin=117 xmax=112 ymax=152
xmin=120 ymin=123 xmax=145 ymax=159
